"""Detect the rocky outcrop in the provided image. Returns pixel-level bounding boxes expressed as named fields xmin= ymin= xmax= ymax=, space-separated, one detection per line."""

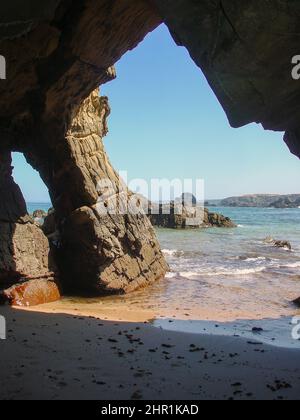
xmin=150 ymin=201 xmax=236 ymax=229
xmin=203 ymin=209 xmax=237 ymax=228
xmin=0 ymin=153 xmax=60 ymax=305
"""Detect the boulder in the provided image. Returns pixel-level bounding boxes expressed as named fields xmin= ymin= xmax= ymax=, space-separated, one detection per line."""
xmin=150 ymin=200 xmax=236 ymax=229
xmin=203 ymin=209 xmax=237 ymax=228
xmin=0 ymin=279 xmax=60 ymax=307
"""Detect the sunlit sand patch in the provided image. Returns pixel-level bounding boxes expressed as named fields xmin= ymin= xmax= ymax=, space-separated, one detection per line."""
xmin=18 ymin=297 xmax=156 ymax=323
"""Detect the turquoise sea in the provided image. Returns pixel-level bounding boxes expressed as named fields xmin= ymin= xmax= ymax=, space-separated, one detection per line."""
xmin=26 ymin=203 xmax=300 ymax=347
xmin=155 ymin=207 xmax=300 ymax=347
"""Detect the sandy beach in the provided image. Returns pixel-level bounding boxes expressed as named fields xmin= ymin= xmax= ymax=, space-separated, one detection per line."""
xmin=0 ymin=306 xmax=300 ymax=400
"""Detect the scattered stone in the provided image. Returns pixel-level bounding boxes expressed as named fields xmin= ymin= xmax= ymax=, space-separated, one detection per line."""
xmin=252 ymin=327 xmax=264 ymax=333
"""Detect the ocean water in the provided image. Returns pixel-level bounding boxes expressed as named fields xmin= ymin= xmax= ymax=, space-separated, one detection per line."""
xmin=154 ymin=207 xmax=300 ymax=347
xmin=158 ymin=208 xmax=300 ymax=306
xmin=159 ymin=207 xmax=300 ymax=320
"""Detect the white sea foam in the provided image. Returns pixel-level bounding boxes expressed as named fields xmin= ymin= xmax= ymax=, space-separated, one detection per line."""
xmin=162 ymin=249 xmax=178 ymax=256
xmin=277 ymin=261 xmax=300 ymax=269
xmin=205 ymin=267 xmax=266 ymax=276
xmin=165 ymin=272 xmax=178 ymax=279
xmin=244 ymin=256 xmax=266 ymax=262
xmin=167 ymin=266 xmax=267 ymax=279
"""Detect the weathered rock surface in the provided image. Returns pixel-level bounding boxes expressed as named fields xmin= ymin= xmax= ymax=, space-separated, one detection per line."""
xmin=0 ymin=153 xmax=60 ymax=305
xmin=150 ymin=201 xmax=236 ymax=229
xmin=203 ymin=209 xmax=237 ymax=228
xmin=27 ymin=90 xmax=168 ymax=295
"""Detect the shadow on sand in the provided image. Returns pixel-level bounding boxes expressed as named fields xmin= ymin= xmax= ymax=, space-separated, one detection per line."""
xmin=0 ymin=307 xmax=300 ymax=400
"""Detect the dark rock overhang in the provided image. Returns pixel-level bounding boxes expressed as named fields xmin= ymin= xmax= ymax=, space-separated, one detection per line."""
xmin=1 ymin=0 xmax=300 ymax=157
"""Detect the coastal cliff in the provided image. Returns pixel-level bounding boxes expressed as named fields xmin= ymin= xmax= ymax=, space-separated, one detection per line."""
xmin=221 ymin=194 xmax=300 ymax=208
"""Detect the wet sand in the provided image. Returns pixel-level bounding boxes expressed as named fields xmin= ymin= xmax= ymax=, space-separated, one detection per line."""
xmin=0 ymin=306 xmax=300 ymax=400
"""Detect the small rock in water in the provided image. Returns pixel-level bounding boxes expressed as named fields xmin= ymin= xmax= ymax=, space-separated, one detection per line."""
xmin=263 ymin=237 xmax=292 ymax=250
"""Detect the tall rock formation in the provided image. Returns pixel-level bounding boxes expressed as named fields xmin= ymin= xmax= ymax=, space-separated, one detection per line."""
xmin=0 ymin=152 xmax=59 ymax=305
xmin=25 ymin=89 xmax=168 ymax=296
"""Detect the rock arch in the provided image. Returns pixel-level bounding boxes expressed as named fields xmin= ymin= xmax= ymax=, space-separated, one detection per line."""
xmin=0 ymin=0 xmax=299 ymax=303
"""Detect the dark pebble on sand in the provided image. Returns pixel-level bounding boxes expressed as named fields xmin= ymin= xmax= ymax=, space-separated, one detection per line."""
xmin=252 ymin=327 xmax=263 ymax=333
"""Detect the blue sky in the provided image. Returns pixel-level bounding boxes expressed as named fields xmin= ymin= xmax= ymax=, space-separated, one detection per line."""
xmin=13 ymin=24 xmax=300 ymax=202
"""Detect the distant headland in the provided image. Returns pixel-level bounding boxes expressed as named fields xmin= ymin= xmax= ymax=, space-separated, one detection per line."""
xmin=219 ymin=194 xmax=300 ymax=208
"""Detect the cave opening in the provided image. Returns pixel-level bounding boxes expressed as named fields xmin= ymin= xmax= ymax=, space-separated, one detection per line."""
xmin=1 ymin=6 xmax=300 ymax=307
xmin=101 ymin=24 xmax=300 ymax=202
xmin=11 ymin=152 xmax=52 ymax=216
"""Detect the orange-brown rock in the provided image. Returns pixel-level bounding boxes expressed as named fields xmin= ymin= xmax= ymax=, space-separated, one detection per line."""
xmin=0 ymin=279 xmax=60 ymax=307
